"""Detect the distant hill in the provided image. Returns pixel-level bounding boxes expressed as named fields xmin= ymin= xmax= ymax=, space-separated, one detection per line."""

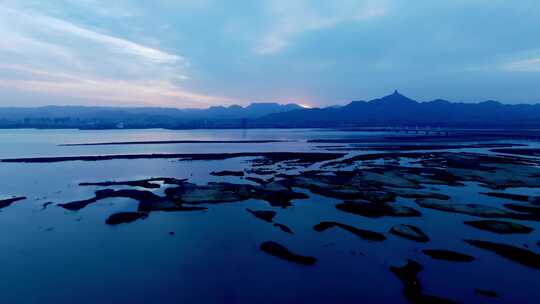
xmin=257 ymin=90 xmax=540 ymax=128
xmin=1 ymin=92 xmax=540 ymax=129
xmin=0 ymin=102 xmax=302 ymax=129
xmin=183 ymin=102 xmax=302 ymax=119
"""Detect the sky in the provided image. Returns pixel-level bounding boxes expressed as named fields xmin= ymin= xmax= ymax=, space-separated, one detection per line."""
xmin=0 ymin=0 xmax=539 ymax=108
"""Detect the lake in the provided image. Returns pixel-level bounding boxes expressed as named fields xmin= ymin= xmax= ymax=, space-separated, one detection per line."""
xmin=0 ymin=128 xmax=539 ymax=303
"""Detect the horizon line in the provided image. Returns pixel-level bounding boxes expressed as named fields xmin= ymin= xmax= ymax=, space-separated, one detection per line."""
xmin=1 ymin=90 xmax=540 ymax=110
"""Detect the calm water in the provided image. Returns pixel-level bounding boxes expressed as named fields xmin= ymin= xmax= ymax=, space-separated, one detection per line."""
xmin=0 ymin=129 xmax=539 ymax=303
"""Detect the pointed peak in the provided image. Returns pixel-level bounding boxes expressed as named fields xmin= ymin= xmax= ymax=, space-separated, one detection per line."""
xmin=390 ymin=90 xmax=409 ymax=99
xmin=372 ymin=90 xmax=417 ymax=105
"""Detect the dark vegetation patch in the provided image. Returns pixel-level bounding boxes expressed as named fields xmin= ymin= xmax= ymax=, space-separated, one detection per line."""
xmin=321 ymin=143 xmax=524 ymax=152
xmin=273 ymin=223 xmax=293 ymax=234
xmin=61 ymin=140 xmax=292 ymax=146
xmin=480 ymin=192 xmax=530 ymax=202
xmin=310 ymin=134 xmax=534 ymax=143
xmin=80 ymin=177 xmax=187 ymax=189
xmin=475 ymin=289 xmax=499 ymax=298
xmin=245 ymin=177 xmax=272 ymax=185
xmin=106 ymin=212 xmax=148 ymax=225
xmin=1 ymin=152 xmax=345 ymax=164
xmin=246 ymin=168 xmax=277 ymax=175
xmin=491 ymin=148 xmax=540 ymax=157
xmin=422 ymin=249 xmax=475 ymax=262
xmin=503 ymin=203 xmax=540 ymax=215
xmin=165 ymin=181 xmax=308 ymax=208
xmin=324 ymin=152 xmax=429 ymax=167
xmin=0 ymin=197 xmax=26 ymax=209
xmin=248 ymin=153 xmax=345 ymax=167
xmin=324 ymin=152 xmax=540 ymax=189
xmin=59 ymin=179 xmax=307 ymax=224
xmin=313 ymin=221 xmax=386 ymax=241
xmin=59 ymin=189 xmax=162 ymax=211
xmin=211 ymin=170 xmax=245 ymax=177
xmin=416 ymin=199 xmax=540 ymax=221
xmin=260 ymin=241 xmax=317 ymax=265
xmin=246 ymin=208 xmax=276 ymax=223
xmin=464 ymin=220 xmax=533 ymax=234
xmin=59 ymin=188 xmax=208 ymax=213
xmin=390 ymin=260 xmax=459 ymax=303
xmin=389 ymin=224 xmax=430 ymax=242
xmin=336 ymin=201 xmax=421 ymax=218
xmin=465 ymin=240 xmax=540 ymax=269
xmin=41 ymin=202 xmax=53 ymax=210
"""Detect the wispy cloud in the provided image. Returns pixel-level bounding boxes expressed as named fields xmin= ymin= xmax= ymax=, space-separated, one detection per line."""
xmin=503 ymin=57 xmax=540 ymax=72
xmin=1 ymin=0 xmax=142 ymax=18
xmin=0 ymin=64 xmax=228 ymax=106
xmin=255 ymin=0 xmax=388 ymax=55
xmin=62 ymin=0 xmax=142 ymax=18
xmin=0 ymin=4 xmax=229 ymax=107
xmin=40 ymin=16 xmax=182 ymax=64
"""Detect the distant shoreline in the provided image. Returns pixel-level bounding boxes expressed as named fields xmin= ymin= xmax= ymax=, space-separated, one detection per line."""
xmin=2 ymin=92 xmax=540 ymax=130
xmin=1 ymin=125 xmax=540 ymax=131
xmin=60 ymin=140 xmax=294 ymax=146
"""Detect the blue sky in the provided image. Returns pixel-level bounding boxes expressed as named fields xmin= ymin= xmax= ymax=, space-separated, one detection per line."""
xmin=0 ymin=0 xmax=539 ymax=108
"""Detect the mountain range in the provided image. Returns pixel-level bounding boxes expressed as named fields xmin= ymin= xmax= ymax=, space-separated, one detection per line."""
xmin=0 ymin=103 xmax=302 ymax=129
xmin=260 ymin=90 xmax=540 ymax=128
xmin=1 ymin=91 xmax=539 ymax=129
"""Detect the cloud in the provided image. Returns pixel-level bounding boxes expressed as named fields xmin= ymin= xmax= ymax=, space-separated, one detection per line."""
xmin=0 ymin=4 xmax=229 ymax=107
xmin=504 ymin=57 xmax=540 ymax=72
xmin=42 ymin=16 xmax=182 ymax=64
xmin=1 ymin=0 xmax=540 ymax=107
xmin=255 ymin=0 xmax=388 ymax=55
xmin=1 ymin=0 xmax=142 ymax=18
xmin=62 ymin=0 xmax=142 ymax=18
xmin=0 ymin=64 xmax=228 ymax=107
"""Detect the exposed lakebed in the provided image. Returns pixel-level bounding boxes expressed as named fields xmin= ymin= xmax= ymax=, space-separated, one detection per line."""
xmin=1 ymin=128 xmax=539 ymax=303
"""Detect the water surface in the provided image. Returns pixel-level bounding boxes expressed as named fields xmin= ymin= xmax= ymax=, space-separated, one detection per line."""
xmin=1 ymin=128 xmax=539 ymax=303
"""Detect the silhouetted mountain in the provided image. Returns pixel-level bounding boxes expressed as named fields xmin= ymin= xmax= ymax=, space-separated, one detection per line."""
xmin=182 ymin=102 xmax=302 ymax=119
xmin=0 ymin=102 xmax=302 ymax=129
xmin=0 ymin=92 xmax=539 ymax=129
xmin=258 ymin=91 xmax=540 ymax=128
